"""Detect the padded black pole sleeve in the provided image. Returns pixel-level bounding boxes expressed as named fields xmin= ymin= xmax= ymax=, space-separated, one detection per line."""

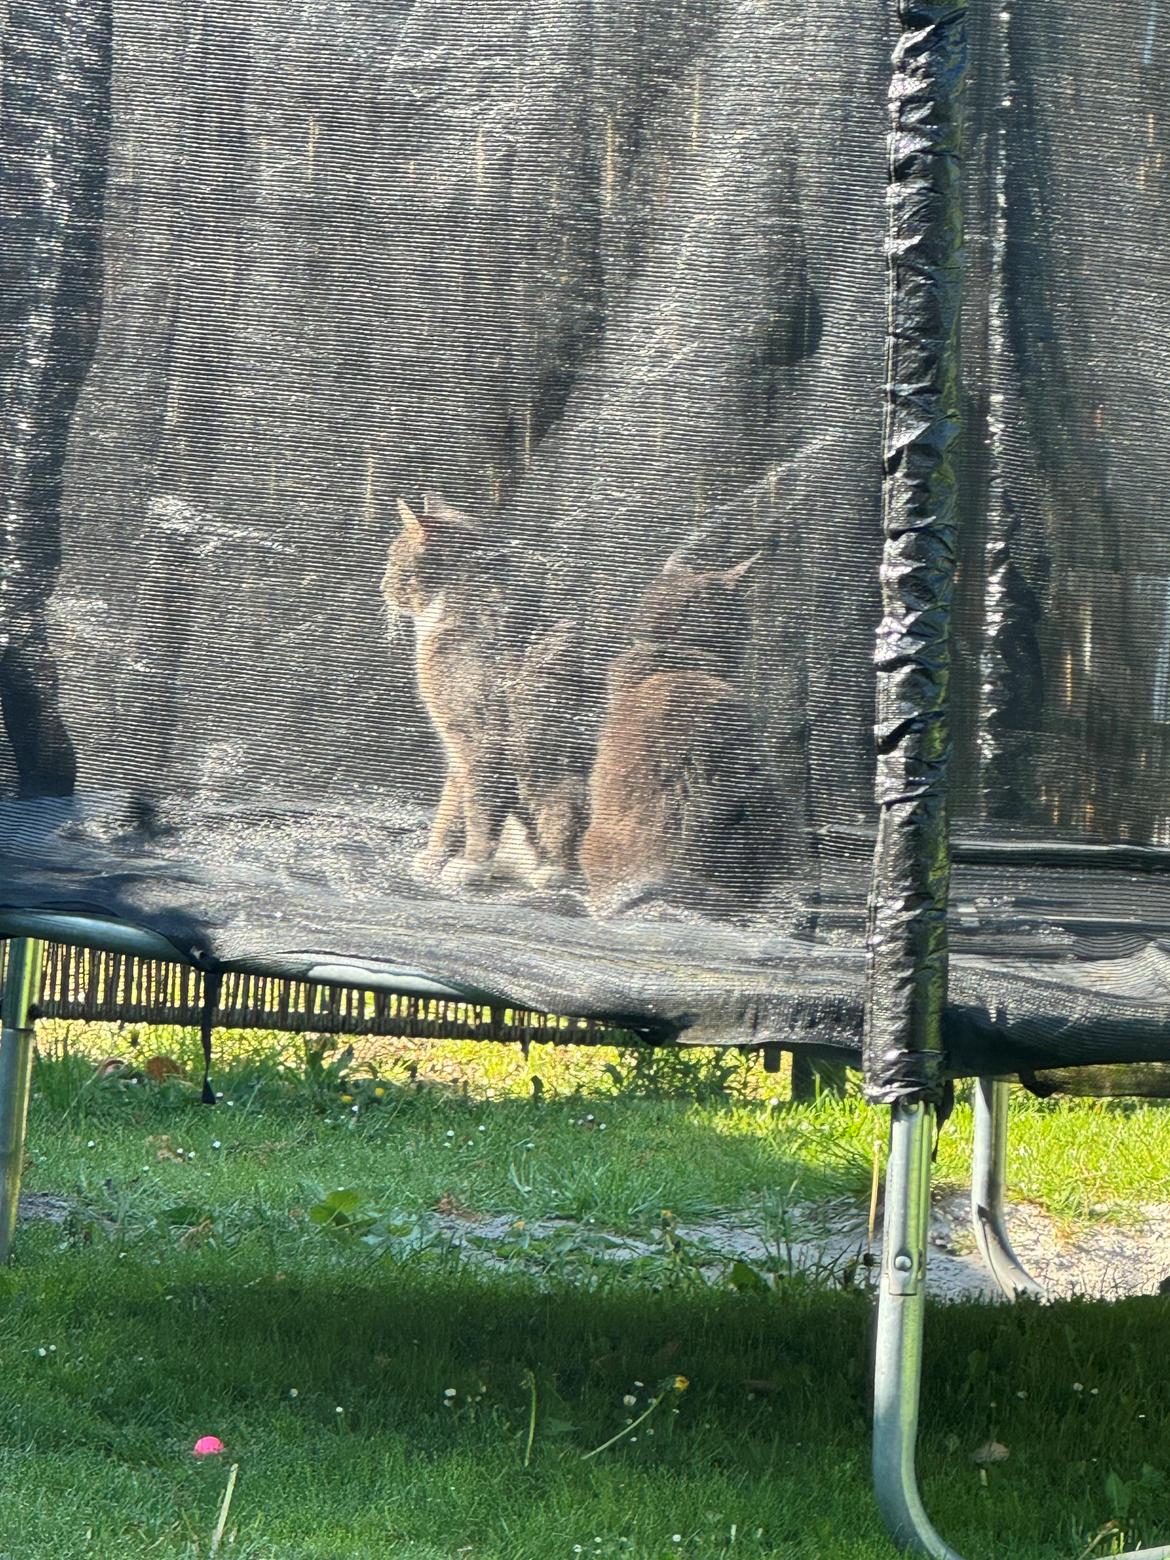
xmin=864 ymin=1 xmax=967 ymax=1106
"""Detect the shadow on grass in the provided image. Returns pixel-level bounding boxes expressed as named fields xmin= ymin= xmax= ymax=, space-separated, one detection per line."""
xmin=0 ymin=1234 xmax=1168 ymax=1557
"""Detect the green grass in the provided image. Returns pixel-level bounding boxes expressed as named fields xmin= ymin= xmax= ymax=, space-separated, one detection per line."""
xmin=3 ymin=1033 xmax=1170 ymax=1557
xmin=938 ymin=1091 xmax=1170 ymax=1225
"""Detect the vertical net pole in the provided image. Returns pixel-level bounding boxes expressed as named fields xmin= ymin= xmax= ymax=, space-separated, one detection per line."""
xmin=865 ymin=2 xmax=967 ymax=1106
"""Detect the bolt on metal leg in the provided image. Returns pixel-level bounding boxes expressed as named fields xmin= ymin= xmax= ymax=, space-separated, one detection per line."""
xmin=971 ymin=1077 xmax=1044 ymax=1300
xmin=873 ymin=1097 xmax=1170 ymax=1559
xmin=0 ymin=938 xmax=44 ymax=1262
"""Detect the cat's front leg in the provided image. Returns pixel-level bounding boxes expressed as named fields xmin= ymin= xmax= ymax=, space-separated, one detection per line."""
xmin=412 ymin=767 xmax=466 ymax=880
xmin=440 ymin=763 xmax=511 ymax=889
xmin=527 ymin=778 xmax=588 ymax=890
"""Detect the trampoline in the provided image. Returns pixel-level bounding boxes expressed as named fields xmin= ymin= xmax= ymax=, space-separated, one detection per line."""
xmin=2 ymin=0 xmax=1170 ymax=1553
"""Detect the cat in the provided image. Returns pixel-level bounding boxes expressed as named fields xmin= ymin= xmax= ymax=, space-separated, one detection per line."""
xmin=579 ymin=553 xmax=781 ymax=914
xmin=382 ymin=494 xmax=592 ymax=889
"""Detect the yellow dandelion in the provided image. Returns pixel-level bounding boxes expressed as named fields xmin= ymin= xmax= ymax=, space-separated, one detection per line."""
xmin=674 ymin=1375 xmax=689 ymax=1393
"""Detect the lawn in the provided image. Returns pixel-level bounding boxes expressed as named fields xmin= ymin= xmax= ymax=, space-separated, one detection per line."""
xmin=3 ymin=1029 xmax=1169 ymax=1558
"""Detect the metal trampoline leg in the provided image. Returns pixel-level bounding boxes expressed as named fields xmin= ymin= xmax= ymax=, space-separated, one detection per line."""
xmin=873 ymin=1101 xmax=963 ymax=1559
xmin=970 ymin=1077 xmax=1044 ymax=1300
xmin=874 ymin=1099 xmax=1170 ymax=1560
xmin=0 ymin=938 xmax=43 ymax=1262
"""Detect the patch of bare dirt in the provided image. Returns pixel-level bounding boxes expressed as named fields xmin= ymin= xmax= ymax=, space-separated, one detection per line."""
xmin=20 ymin=1188 xmax=1170 ymax=1302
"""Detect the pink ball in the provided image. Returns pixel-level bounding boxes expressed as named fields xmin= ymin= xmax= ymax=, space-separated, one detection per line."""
xmin=192 ymin=1435 xmax=225 ymax=1457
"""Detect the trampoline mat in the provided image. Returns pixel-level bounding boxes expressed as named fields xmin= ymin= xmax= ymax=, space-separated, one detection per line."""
xmin=5 ymin=790 xmax=1170 ymax=1079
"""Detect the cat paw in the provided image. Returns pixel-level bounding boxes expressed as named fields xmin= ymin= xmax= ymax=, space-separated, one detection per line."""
xmin=439 ymin=856 xmax=495 ymax=890
xmin=410 ymin=849 xmax=449 ymax=883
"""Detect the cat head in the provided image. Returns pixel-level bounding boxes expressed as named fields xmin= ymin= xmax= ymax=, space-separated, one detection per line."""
xmin=382 ymin=493 xmax=485 ymax=617
xmin=636 ymin=553 xmax=760 ymax=656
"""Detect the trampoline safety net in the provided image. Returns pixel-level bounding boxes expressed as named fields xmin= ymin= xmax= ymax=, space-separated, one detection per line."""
xmin=3 ymin=0 xmax=1170 ymax=1085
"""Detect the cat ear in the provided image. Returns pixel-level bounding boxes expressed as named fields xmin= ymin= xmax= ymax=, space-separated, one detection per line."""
xmin=422 ymin=491 xmax=484 ymax=533
xmin=723 ymin=552 xmax=762 ymax=587
xmin=396 ymin=497 xmax=425 ymax=537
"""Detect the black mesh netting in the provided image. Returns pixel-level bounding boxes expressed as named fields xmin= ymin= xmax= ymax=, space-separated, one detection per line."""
xmin=2 ymin=0 xmax=1170 ymax=1077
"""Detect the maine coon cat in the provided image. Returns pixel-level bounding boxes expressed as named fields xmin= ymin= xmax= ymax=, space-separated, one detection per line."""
xmin=382 ymin=494 xmax=591 ymax=889
xmin=579 ymin=554 xmax=779 ymax=913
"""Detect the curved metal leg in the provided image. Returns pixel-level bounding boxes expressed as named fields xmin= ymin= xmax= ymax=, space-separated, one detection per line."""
xmin=874 ymin=1099 xmax=1170 ymax=1559
xmin=971 ymin=1077 xmax=1044 ymax=1300
xmin=874 ymin=1101 xmax=963 ymax=1559
xmin=0 ymin=937 xmax=44 ymax=1262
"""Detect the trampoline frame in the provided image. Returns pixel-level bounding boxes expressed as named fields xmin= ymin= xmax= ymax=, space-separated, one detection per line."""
xmin=969 ymin=1076 xmax=1043 ymax=1302
xmin=0 ymin=937 xmax=41 ymax=1263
